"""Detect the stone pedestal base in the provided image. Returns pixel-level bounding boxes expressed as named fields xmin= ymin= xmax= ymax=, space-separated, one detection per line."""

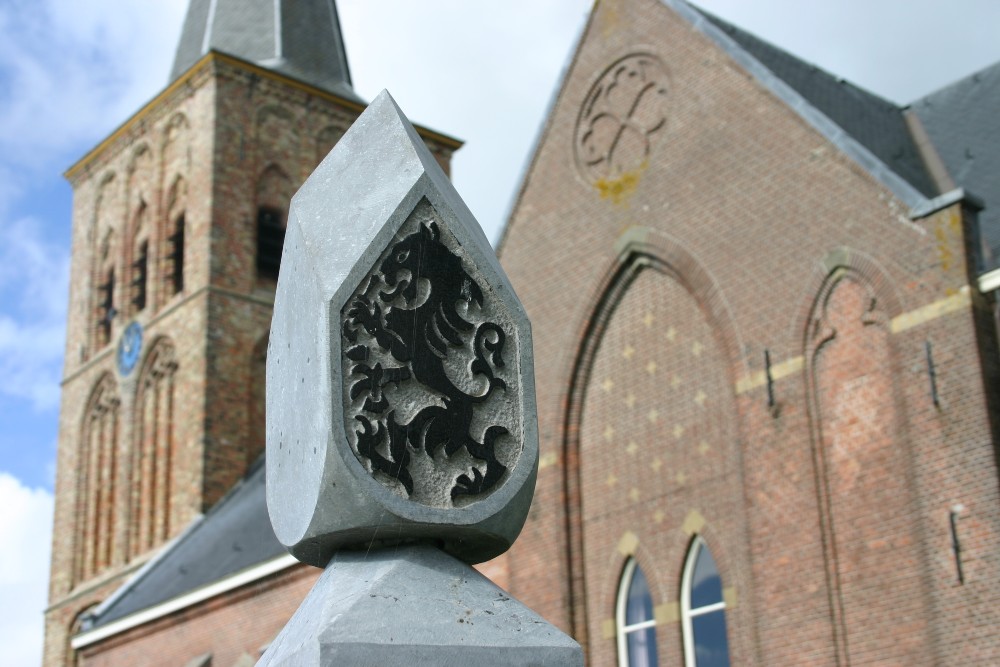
xmin=258 ymin=545 xmax=582 ymax=666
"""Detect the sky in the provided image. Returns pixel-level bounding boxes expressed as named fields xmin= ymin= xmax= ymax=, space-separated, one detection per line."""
xmin=1 ymin=0 xmax=999 ymax=664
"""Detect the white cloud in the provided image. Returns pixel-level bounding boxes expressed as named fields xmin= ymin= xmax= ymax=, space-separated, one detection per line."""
xmin=0 ymin=0 xmax=186 ymax=173
xmin=0 ymin=217 xmax=69 ymax=410
xmin=0 ymin=472 xmax=54 ymax=667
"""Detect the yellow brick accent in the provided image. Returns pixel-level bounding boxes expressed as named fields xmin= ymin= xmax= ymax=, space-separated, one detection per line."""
xmin=735 ymin=356 xmax=803 ymax=394
xmin=890 ymin=286 xmax=971 ymax=333
xmin=734 ymin=286 xmax=976 ymax=394
xmin=654 ymin=602 xmax=679 ymax=624
xmin=723 ymin=586 xmax=738 ymax=609
xmin=618 ymin=531 xmax=640 ymax=556
xmin=602 ymin=618 xmax=616 ymax=639
xmin=682 ymin=510 xmax=706 ymax=536
xmin=537 ymin=452 xmax=558 ymax=471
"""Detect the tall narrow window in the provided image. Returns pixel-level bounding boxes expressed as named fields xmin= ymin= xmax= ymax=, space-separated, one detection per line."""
xmin=75 ymin=375 xmax=120 ymax=584
xmin=681 ymin=538 xmax=731 ymax=667
xmin=255 ymin=165 xmax=292 ymax=285
xmin=256 ymin=206 xmax=285 ymax=280
xmin=130 ymin=240 xmax=148 ymax=313
xmin=129 ymin=339 xmax=177 ymax=558
xmin=96 ymin=268 xmax=115 ymax=348
xmin=167 ymin=214 xmax=185 ymax=295
xmin=617 ymin=558 xmax=659 ymax=667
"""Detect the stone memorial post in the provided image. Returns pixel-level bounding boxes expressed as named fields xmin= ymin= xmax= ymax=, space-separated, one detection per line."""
xmin=259 ymin=91 xmax=582 ymax=666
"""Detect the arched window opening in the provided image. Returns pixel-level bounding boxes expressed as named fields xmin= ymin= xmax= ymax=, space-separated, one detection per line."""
xmin=681 ymin=537 xmax=731 ymax=667
xmin=167 ymin=214 xmax=185 ymax=295
xmin=95 ymin=266 xmax=115 ymax=348
xmin=255 ymin=165 xmax=292 ymax=285
xmin=256 ymin=206 xmax=285 ymax=280
xmin=131 ymin=239 xmax=148 ymax=313
xmin=75 ymin=376 xmax=120 ymax=584
xmin=129 ymin=339 xmax=178 ymax=558
xmin=127 ymin=202 xmax=149 ymax=316
xmin=90 ymin=178 xmax=117 ymax=356
xmin=165 ymin=176 xmax=187 ymax=299
xmin=616 ymin=558 xmax=659 ymax=667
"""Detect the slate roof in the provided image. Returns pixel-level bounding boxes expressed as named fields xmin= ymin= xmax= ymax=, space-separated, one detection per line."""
xmin=87 ymin=457 xmax=285 ymax=630
xmin=170 ymin=0 xmax=361 ymax=103
xmin=695 ymin=8 xmax=939 ymax=199
xmin=912 ymin=62 xmax=1000 ymax=268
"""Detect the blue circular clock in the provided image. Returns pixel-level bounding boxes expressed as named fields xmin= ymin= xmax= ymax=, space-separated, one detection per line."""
xmin=117 ymin=321 xmax=143 ymax=376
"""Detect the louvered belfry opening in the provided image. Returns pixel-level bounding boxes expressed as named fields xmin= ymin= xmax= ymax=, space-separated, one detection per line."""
xmin=131 ymin=240 xmax=148 ymax=313
xmin=256 ymin=206 xmax=285 ymax=281
xmin=167 ymin=214 xmax=185 ymax=295
xmin=96 ymin=268 xmax=115 ymax=348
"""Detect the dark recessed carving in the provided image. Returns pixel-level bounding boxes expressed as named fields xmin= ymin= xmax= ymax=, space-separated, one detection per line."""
xmin=342 ymin=204 xmax=514 ymax=507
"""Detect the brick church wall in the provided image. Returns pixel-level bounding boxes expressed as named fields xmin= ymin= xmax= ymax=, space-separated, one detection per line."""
xmin=499 ymin=0 xmax=1000 ymax=664
xmin=77 ymin=565 xmax=319 ymax=667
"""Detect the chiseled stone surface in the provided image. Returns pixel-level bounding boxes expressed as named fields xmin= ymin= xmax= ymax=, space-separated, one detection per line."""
xmin=267 ymin=90 xmax=538 ymax=566
xmin=258 ymin=545 xmax=582 ymax=666
xmin=262 ymin=92 xmax=579 ymax=667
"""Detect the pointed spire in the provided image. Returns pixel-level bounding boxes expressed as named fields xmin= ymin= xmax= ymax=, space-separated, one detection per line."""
xmin=170 ymin=0 xmax=359 ymax=101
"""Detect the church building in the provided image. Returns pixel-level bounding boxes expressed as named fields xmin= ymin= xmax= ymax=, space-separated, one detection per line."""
xmin=46 ymin=0 xmax=1000 ymax=665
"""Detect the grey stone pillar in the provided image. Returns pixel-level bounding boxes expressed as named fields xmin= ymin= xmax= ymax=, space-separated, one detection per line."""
xmin=259 ymin=91 xmax=581 ymax=666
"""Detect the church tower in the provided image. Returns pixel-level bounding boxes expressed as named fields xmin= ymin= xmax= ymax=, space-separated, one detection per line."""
xmin=43 ymin=2 xmax=460 ymax=664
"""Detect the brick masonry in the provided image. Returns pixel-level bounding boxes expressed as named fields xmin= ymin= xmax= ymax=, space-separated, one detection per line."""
xmin=76 ymin=565 xmax=318 ymax=667
xmin=497 ymin=0 xmax=1000 ymax=665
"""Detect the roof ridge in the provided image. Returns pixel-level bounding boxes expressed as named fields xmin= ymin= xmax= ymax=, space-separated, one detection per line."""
xmin=693 ymin=5 xmax=901 ymax=110
xmin=910 ymin=58 xmax=1000 ymax=107
xmin=683 ymin=1 xmax=938 ymax=198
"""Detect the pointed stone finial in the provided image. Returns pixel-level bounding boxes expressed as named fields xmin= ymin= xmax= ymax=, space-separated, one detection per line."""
xmin=266 ymin=91 xmax=538 ymax=567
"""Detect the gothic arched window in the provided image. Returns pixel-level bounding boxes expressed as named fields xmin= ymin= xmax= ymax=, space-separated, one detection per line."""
xmin=681 ymin=537 xmax=731 ymax=667
xmin=165 ymin=176 xmax=187 ymax=298
xmin=75 ymin=375 xmax=120 ymax=584
xmin=129 ymin=338 xmax=178 ymax=558
xmin=90 ymin=174 xmax=118 ymax=355
xmin=616 ymin=558 xmax=659 ymax=667
xmin=94 ymin=230 xmax=117 ymax=350
xmin=167 ymin=213 xmax=185 ymax=295
xmin=255 ymin=165 xmax=292 ymax=284
xmin=128 ymin=202 xmax=149 ymax=315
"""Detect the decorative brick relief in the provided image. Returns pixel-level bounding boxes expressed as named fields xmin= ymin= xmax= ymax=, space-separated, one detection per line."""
xmin=574 ymin=53 xmax=668 ymax=201
xmin=806 ymin=271 xmax=931 ymax=665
